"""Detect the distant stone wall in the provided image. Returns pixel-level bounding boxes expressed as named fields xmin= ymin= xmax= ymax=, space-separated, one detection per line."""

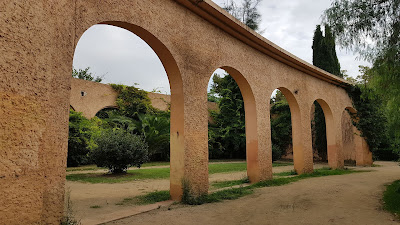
xmin=70 ymin=78 xmax=218 ymax=120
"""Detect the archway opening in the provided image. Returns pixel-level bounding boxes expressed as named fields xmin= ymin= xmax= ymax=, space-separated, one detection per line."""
xmin=311 ymin=99 xmax=336 ymax=168
xmin=270 ymin=87 xmax=304 ymax=174
xmin=207 ymin=66 xmax=259 ymax=188
xmin=95 ymin=106 xmax=119 ymax=119
xmin=311 ymin=100 xmax=328 ymax=163
xmin=68 ymin=22 xmax=183 ymax=222
xmin=270 ymin=89 xmax=292 ymax=164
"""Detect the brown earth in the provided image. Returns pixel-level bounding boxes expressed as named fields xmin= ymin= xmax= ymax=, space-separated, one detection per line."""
xmin=67 ymin=163 xmax=323 ymax=223
xmin=101 ymin=161 xmax=400 ymax=225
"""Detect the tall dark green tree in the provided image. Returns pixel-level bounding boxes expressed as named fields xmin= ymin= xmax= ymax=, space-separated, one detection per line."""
xmin=312 ymin=25 xmax=342 ymax=77
xmin=312 ymin=25 xmax=342 ymax=161
xmin=209 ymin=74 xmax=246 ymax=159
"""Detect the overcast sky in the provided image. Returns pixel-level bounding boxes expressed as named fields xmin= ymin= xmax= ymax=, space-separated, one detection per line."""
xmin=73 ymin=0 xmax=370 ymax=94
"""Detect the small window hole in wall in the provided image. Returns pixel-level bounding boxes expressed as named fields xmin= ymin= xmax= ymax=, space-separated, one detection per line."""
xmin=81 ymin=91 xmax=87 ymax=97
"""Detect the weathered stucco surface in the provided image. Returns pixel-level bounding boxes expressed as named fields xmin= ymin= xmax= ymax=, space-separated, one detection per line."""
xmin=70 ymin=78 xmax=218 ymax=120
xmin=0 ymin=0 xmax=372 ymax=223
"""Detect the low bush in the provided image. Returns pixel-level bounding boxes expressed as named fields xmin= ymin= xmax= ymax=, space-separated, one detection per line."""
xmin=90 ymin=129 xmax=148 ymax=174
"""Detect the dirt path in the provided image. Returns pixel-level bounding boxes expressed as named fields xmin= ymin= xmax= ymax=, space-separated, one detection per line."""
xmin=103 ymin=161 xmax=400 ymax=225
xmin=67 ymin=163 xmax=324 ymax=223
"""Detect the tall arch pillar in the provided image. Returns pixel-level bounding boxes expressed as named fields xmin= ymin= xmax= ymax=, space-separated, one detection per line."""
xmin=298 ymin=103 xmax=314 ymax=174
xmin=170 ymin=66 xmax=210 ymax=199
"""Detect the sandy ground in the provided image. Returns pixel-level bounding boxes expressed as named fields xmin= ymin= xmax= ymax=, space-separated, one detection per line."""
xmin=102 ymin=161 xmax=400 ymax=225
xmin=67 ymin=163 xmax=324 ymax=222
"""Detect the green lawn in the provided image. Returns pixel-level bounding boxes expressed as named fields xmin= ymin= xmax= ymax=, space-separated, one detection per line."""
xmin=66 ymin=161 xmax=292 ymax=172
xmin=121 ymin=168 xmax=370 ymax=205
xmin=66 ymin=161 xmax=293 ymax=183
xmin=383 ymin=180 xmax=400 ymax=219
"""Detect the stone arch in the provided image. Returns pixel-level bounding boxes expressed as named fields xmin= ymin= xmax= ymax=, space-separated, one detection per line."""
xmin=314 ymin=99 xmax=341 ymax=169
xmin=272 ymin=87 xmax=305 ymax=173
xmin=212 ymin=66 xmax=260 ymax=182
xmin=94 ymin=105 xmax=119 ymax=118
xmin=74 ymin=21 xmax=185 ymax=200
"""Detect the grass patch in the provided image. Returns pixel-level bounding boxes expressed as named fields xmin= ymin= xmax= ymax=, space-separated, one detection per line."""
xmin=66 ymin=161 xmax=292 ymax=173
xmin=208 ymin=163 xmax=247 ymax=174
xmin=118 ymin=190 xmax=170 ymax=205
xmin=272 ymin=162 xmax=293 ymax=167
xmin=383 ymin=180 xmax=400 ymax=219
xmin=141 ymin=162 xmax=170 ymax=167
xmin=371 ymin=164 xmax=382 ymax=167
xmin=211 ymin=177 xmax=250 ymax=189
xmin=89 ymin=205 xmax=101 ymax=209
xmin=66 ymin=161 xmax=296 ymax=183
xmin=273 ymin=170 xmax=297 ymax=177
xmin=66 ymin=167 xmax=170 ymax=183
xmin=186 ymin=168 xmax=369 ymax=205
xmin=67 ymin=163 xmax=249 ymax=183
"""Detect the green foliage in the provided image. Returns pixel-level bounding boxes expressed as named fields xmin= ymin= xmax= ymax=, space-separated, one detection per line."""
xmin=312 ymin=25 xmax=342 ymax=77
xmin=110 ymin=84 xmax=157 ymax=120
xmin=72 ymin=67 xmax=102 ymax=82
xmin=133 ymin=114 xmax=170 ymax=161
xmin=323 ymin=0 xmax=400 ymax=158
xmin=68 ymin=109 xmax=97 ymax=167
xmin=312 ymin=102 xmax=327 ymax=161
xmin=383 ymin=180 xmax=400 ymax=219
xmin=208 ymin=74 xmax=246 ymax=159
xmin=270 ymin=91 xmax=292 ymax=161
xmin=323 ymin=0 xmax=399 ymax=61
xmin=90 ymin=129 xmax=148 ymax=174
xmin=346 ymin=85 xmax=396 ymax=160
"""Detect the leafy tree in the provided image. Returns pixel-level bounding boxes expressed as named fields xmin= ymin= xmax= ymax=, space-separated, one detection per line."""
xmin=270 ymin=91 xmax=292 ymax=161
xmin=209 ymin=74 xmax=246 ymax=159
xmin=323 ymin=0 xmax=400 ymax=155
xmin=311 ymin=102 xmax=327 ymax=161
xmin=72 ymin=67 xmax=103 ymax=82
xmin=134 ymin=114 xmax=170 ymax=161
xmin=224 ymin=0 xmax=262 ymax=31
xmin=110 ymin=84 xmax=157 ymax=120
xmin=90 ymin=129 xmax=148 ymax=174
xmin=67 ymin=109 xmax=96 ymax=167
xmin=312 ymin=25 xmax=342 ymax=77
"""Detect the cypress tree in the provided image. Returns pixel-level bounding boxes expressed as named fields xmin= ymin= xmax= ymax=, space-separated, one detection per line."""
xmin=311 ymin=24 xmax=342 ymax=161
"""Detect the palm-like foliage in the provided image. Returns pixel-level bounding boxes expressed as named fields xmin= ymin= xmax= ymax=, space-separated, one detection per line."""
xmin=134 ymin=114 xmax=170 ymax=161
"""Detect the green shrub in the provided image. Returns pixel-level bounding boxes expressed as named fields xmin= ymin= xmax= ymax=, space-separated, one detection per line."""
xmin=90 ymin=129 xmax=148 ymax=174
xmin=68 ymin=110 xmax=96 ymax=167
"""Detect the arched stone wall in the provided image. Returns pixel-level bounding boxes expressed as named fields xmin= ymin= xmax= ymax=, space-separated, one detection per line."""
xmin=0 ymin=0 xmax=373 ymax=223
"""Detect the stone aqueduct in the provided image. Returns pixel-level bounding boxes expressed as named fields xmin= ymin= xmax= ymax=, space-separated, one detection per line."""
xmin=0 ymin=0 xmax=373 ymax=224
